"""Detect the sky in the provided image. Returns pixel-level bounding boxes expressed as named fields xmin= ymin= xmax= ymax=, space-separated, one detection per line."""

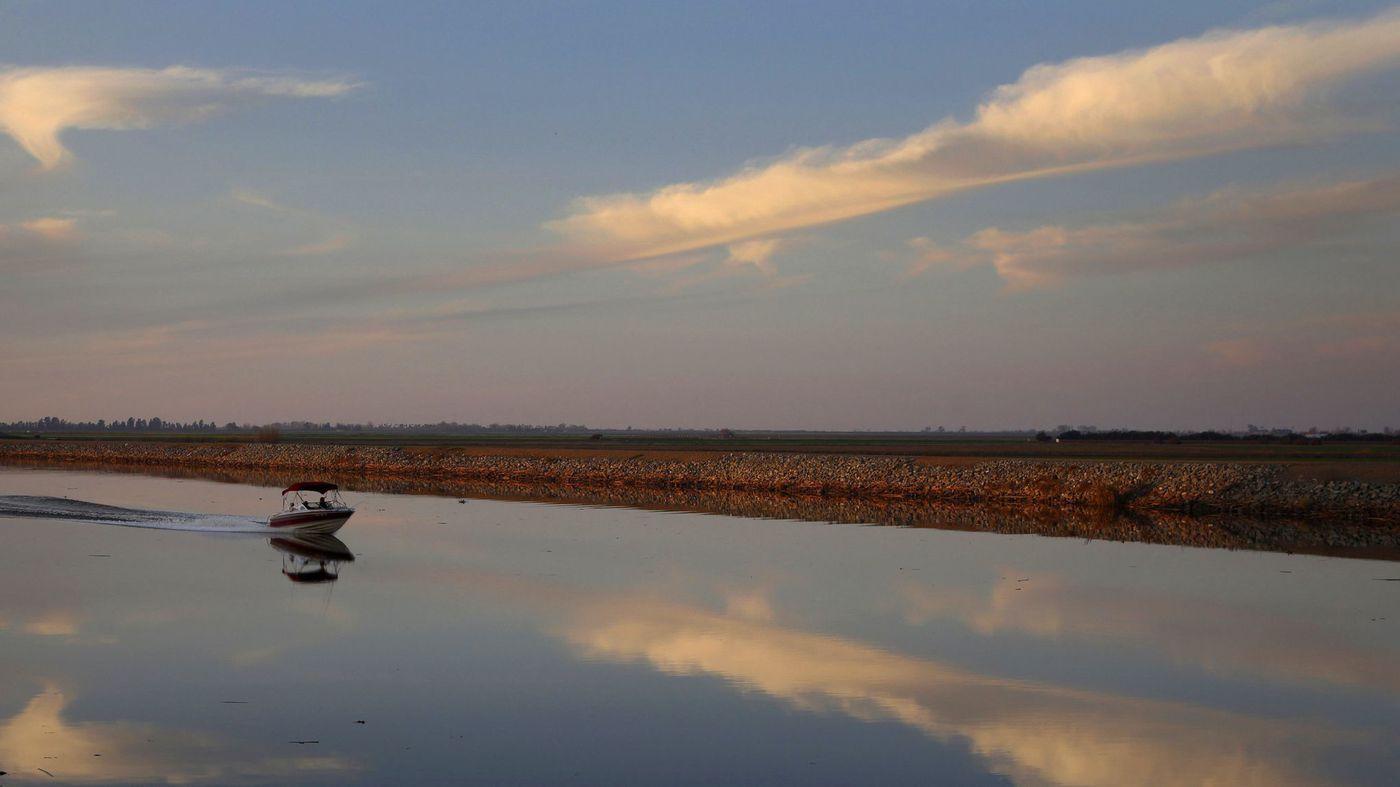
xmin=2 ymin=0 xmax=1399 ymax=431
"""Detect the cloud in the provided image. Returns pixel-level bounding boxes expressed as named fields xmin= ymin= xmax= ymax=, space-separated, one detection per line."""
xmin=547 ymin=9 xmax=1400 ymax=260
xmin=723 ymin=238 xmax=785 ymax=277
xmin=0 ymin=314 xmax=435 ymax=377
xmin=231 ymin=188 xmax=359 ymax=256
xmin=0 ymin=65 xmax=359 ymax=168
xmin=278 ymin=229 xmax=357 ymax=256
xmin=19 ymin=216 xmax=78 ymax=240
xmin=1204 ymin=311 xmax=1400 ymax=368
xmin=1205 ymin=337 xmax=1276 ymax=367
xmin=229 ymin=188 xmax=285 ymax=211
xmin=0 ymin=216 xmax=81 ymax=269
xmin=913 ymin=171 xmax=1400 ymax=289
xmin=639 ymin=237 xmax=806 ymax=294
xmin=22 ymin=610 xmax=80 ymax=637
xmin=903 ymin=236 xmax=967 ymax=279
xmin=403 ymin=248 xmax=633 ymax=292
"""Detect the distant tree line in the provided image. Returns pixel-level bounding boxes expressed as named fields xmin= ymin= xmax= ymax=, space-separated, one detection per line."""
xmin=1046 ymin=428 xmax=1399 ymax=443
xmin=1 ymin=416 xmax=227 ymax=433
xmin=0 ymin=417 xmax=601 ymax=435
xmin=4 ymin=417 xmax=1397 ymax=441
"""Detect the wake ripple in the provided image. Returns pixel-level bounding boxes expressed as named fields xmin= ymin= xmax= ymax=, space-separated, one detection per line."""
xmin=0 ymin=495 xmax=273 ymax=532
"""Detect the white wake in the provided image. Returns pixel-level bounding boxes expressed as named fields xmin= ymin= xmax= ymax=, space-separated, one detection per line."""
xmin=0 ymin=495 xmax=276 ymax=532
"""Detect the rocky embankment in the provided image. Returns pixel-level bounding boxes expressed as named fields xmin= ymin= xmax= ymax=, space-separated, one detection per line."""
xmin=3 ymin=439 xmax=1399 ymax=522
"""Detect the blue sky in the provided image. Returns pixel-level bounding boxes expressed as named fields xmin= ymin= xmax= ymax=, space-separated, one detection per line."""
xmin=3 ymin=1 xmax=1399 ymax=429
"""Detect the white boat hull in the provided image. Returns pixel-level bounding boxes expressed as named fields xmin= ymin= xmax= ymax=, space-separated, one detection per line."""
xmin=268 ymin=507 xmax=354 ymax=535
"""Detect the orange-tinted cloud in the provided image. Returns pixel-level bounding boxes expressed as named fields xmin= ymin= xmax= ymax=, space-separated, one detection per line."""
xmin=549 ymin=9 xmax=1400 ymax=260
xmin=1204 ymin=312 xmax=1400 ymax=368
xmin=0 ymin=66 xmax=358 ymax=168
xmin=913 ymin=172 xmax=1400 ymax=289
xmin=0 ymin=217 xmax=82 ymax=270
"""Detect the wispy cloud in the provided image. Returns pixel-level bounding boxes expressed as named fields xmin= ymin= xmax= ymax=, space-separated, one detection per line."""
xmin=231 ymin=188 xmax=359 ymax=256
xmin=723 ymin=238 xmax=785 ymax=278
xmin=0 ymin=216 xmax=81 ymax=269
xmin=910 ymin=172 xmax=1400 ymax=289
xmin=279 ymin=229 xmax=357 ymax=256
xmin=0 ymin=292 xmax=667 ymax=373
xmin=646 ymin=238 xmax=807 ymax=294
xmin=1204 ymin=312 xmax=1400 ymax=368
xmin=19 ymin=216 xmax=78 ymax=241
xmin=547 ymin=8 xmax=1400 ymax=260
xmin=229 ymin=188 xmax=285 ymax=212
xmin=1204 ymin=337 xmax=1277 ymax=368
xmin=0 ymin=66 xmax=359 ymax=168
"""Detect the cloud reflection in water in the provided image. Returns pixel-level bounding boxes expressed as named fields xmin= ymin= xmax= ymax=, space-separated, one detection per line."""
xmin=901 ymin=572 xmax=1400 ymax=693
xmin=560 ymin=593 xmax=1376 ymax=787
xmin=0 ymin=682 xmax=355 ymax=784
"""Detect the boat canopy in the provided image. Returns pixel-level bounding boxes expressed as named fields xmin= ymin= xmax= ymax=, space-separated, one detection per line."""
xmin=282 ymin=481 xmax=339 ymax=495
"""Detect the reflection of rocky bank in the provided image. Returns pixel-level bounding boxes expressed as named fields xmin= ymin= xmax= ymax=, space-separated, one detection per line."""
xmin=4 ymin=439 xmax=1400 ymax=524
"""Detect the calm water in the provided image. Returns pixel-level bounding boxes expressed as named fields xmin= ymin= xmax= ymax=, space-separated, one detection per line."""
xmin=0 ymin=467 xmax=1396 ymax=786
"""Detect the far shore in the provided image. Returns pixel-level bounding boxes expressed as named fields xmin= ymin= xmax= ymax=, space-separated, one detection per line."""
xmin=3 ymin=438 xmax=1398 ymax=525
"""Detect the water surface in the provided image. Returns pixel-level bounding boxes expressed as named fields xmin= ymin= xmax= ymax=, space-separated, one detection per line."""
xmin=0 ymin=467 xmax=1396 ymax=785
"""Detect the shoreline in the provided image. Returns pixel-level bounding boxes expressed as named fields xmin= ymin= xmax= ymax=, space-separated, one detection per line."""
xmin=7 ymin=456 xmax=1400 ymax=558
xmin=3 ymin=439 xmax=1398 ymax=522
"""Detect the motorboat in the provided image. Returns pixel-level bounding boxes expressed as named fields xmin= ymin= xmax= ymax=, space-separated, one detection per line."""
xmin=270 ymin=481 xmax=354 ymax=535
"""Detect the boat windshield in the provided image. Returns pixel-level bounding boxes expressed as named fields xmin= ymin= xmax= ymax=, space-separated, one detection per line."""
xmin=283 ymin=489 xmax=347 ymax=511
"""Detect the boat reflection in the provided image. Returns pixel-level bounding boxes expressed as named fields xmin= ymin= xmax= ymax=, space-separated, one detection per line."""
xmin=269 ymin=533 xmax=355 ymax=584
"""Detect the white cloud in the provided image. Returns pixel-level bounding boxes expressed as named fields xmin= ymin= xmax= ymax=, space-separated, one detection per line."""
xmin=0 ymin=65 xmax=359 ymax=168
xmin=547 ymin=8 xmax=1400 ymax=260
xmin=917 ymin=171 xmax=1400 ymax=289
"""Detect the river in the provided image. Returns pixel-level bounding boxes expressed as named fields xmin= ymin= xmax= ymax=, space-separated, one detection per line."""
xmin=0 ymin=466 xmax=1395 ymax=785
